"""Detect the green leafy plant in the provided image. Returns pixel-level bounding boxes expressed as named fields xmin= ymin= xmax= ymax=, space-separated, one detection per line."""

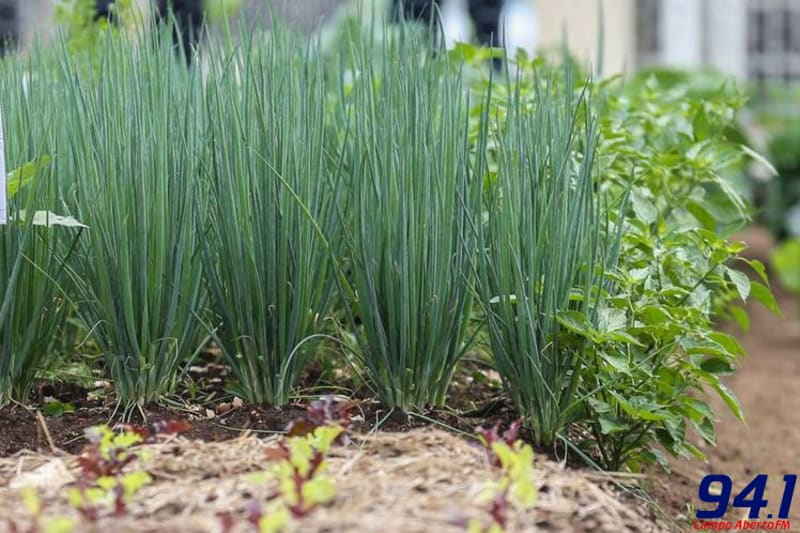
xmin=54 ymin=0 xmax=138 ymax=57
xmin=450 ymin=46 xmax=775 ymax=468
xmin=68 ymin=419 xmax=190 ymax=520
xmin=42 ymin=399 xmax=76 ymax=417
xmin=749 ymin=85 xmax=800 ymax=239
xmin=566 ymin=71 xmax=779 ymax=470
xmin=772 ymin=238 xmax=800 ymax=293
xmin=236 ymin=425 xmax=342 ymax=533
xmin=459 ymin=421 xmax=537 ymax=533
xmin=268 ymin=425 xmax=341 ymax=518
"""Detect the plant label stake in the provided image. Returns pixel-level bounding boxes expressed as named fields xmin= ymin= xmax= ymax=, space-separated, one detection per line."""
xmin=0 ymin=107 xmax=5 ymax=225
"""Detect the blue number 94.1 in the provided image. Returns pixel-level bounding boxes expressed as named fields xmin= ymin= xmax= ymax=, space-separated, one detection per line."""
xmin=697 ymin=474 xmax=796 ymax=520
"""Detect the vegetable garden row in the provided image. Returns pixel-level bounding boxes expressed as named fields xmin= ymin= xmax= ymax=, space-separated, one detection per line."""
xmin=0 ymin=15 xmax=778 ymax=474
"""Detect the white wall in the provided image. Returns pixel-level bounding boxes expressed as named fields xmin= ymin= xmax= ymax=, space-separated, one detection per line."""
xmin=536 ymin=0 xmax=637 ymax=77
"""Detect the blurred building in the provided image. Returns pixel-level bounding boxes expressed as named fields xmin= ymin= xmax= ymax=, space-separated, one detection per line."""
xmin=637 ymin=0 xmax=800 ymax=82
xmin=4 ymin=0 xmax=800 ymax=82
xmin=530 ymin=0 xmax=800 ymax=82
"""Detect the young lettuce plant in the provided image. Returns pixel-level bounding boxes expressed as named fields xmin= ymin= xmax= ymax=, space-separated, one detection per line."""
xmin=339 ymin=30 xmax=482 ymax=410
xmin=57 ymin=35 xmax=206 ymax=406
xmin=472 ymin=62 xmax=605 ymax=447
xmin=202 ymin=29 xmax=345 ymax=405
xmin=455 ymin=421 xmax=537 ymax=533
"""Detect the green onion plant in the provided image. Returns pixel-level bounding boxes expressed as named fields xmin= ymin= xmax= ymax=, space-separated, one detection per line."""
xmin=473 ymin=63 xmax=604 ymax=445
xmin=57 ymin=34 xmax=207 ymax=406
xmin=0 ymin=163 xmax=79 ymax=405
xmin=202 ymin=29 xmax=345 ymax=405
xmin=341 ymin=31 xmax=482 ymax=410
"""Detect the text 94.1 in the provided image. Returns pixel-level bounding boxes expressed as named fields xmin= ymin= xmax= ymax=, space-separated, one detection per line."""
xmin=696 ymin=474 xmax=796 ymax=520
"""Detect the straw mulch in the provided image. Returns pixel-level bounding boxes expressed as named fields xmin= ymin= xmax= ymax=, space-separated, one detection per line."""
xmin=0 ymin=428 xmax=672 ymax=532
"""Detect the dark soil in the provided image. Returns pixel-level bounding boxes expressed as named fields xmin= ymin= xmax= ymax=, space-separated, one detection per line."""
xmin=0 ymin=356 xmax=520 ymax=457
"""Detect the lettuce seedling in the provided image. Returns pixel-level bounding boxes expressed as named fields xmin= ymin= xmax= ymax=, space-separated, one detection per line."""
xmin=77 ymin=425 xmax=143 ymax=480
xmin=475 ymin=419 xmax=523 ymax=468
xmin=272 ymin=426 xmax=341 ymax=518
xmin=66 ymin=419 xmax=190 ymax=521
xmin=67 ymin=471 xmax=152 ymax=520
xmin=462 ymin=424 xmax=537 ymax=533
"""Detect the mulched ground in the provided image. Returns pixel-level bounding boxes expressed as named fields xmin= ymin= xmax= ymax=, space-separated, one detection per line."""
xmin=0 ymin=428 xmax=666 ymax=532
xmin=0 ymin=362 xmax=671 ymax=531
xmin=1 ymin=226 xmax=796 ymax=532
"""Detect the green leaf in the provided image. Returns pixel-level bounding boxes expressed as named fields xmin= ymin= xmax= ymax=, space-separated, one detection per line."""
xmin=587 ymin=397 xmax=613 ymax=414
xmin=558 ymin=311 xmax=594 ymax=337
xmin=42 ymin=400 xmax=76 ymax=418
xmin=713 ymin=173 xmax=749 ymax=220
xmin=41 ymin=517 xmax=77 ymax=533
xmin=598 ymin=307 xmax=627 ymax=333
xmin=728 ymin=306 xmax=750 ymax=332
xmin=708 ymin=331 xmax=745 ymax=357
xmin=681 ymin=397 xmax=716 ymax=422
xmin=686 ymin=200 xmax=716 ymax=230
xmin=681 ymin=440 xmax=707 ymax=460
xmin=741 ymin=144 xmax=778 ymax=177
xmin=603 ymin=330 xmax=646 ymax=346
xmin=693 ymin=109 xmax=711 ymax=141
xmin=725 ymin=266 xmax=751 ymax=301
xmin=700 ymin=357 xmax=735 ymax=376
xmin=639 ymin=304 xmax=671 ymax=325
xmin=599 ymin=415 xmax=628 ymax=435
xmin=711 ymin=381 xmax=745 ymax=422
xmin=601 ymin=352 xmax=632 ymax=373
xmin=750 ymin=281 xmax=781 ymax=316
xmin=743 ymin=258 xmax=769 ymax=285
xmin=6 ymin=156 xmax=52 ymax=199
xmin=611 ymin=392 xmax=670 ymax=421
xmin=683 ymin=339 xmax=730 ymax=358
xmin=693 ymin=416 xmax=717 ymax=445
xmin=631 ymin=188 xmax=657 ymax=225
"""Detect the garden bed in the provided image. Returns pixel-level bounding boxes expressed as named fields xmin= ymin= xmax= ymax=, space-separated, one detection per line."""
xmin=3 ymin=228 xmax=795 ymax=533
xmin=0 ymin=428 xmax=665 ymax=532
xmin=1 ymin=7 xmax=792 ymax=533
